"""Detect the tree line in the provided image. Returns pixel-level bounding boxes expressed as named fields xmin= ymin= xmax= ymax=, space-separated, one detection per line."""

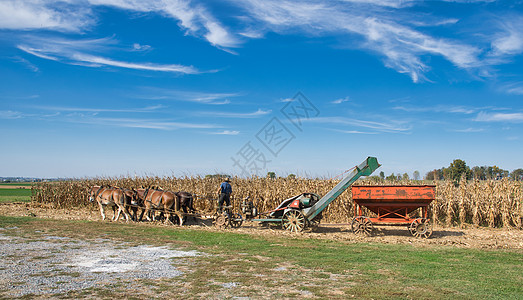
xmin=425 ymin=159 xmax=523 ymax=181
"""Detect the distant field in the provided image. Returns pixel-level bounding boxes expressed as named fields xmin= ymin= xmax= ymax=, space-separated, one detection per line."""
xmin=0 ymin=186 xmax=32 ymax=203
xmin=0 ymin=182 xmax=33 ymax=187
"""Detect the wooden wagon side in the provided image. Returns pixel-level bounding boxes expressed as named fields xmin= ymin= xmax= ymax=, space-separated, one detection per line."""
xmin=351 ymin=185 xmax=436 ymax=238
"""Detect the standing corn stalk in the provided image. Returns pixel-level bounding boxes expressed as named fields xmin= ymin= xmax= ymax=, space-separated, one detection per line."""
xmin=458 ymin=174 xmax=467 ymax=227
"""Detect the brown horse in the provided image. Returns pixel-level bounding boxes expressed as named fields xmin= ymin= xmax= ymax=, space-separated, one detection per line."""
xmin=120 ymin=188 xmax=140 ymax=221
xmin=175 ymin=191 xmax=195 ymax=214
xmin=88 ymin=185 xmax=132 ymax=222
xmin=133 ymin=188 xmax=195 ymax=224
xmin=134 ymin=187 xmax=177 ymax=223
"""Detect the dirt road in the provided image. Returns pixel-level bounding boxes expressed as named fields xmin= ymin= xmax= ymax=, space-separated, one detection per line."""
xmin=1 ymin=202 xmax=521 ymax=250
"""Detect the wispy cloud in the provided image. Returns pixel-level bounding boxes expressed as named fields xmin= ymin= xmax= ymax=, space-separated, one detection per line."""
xmin=232 ymin=0 xmax=483 ymax=82
xmin=0 ymin=110 xmax=24 ymax=119
xmin=210 ymin=130 xmax=240 ymax=135
xmin=474 ymin=112 xmax=523 ymax=123
xmin=199 ymin=109 xmax=271 ymax=118
xmin=331 ymin=96 xmax=350 ymax=104
xmin=0 ymin=0 xmax=92 ymax=32
xmin=74 ymin=117 xmax=220 ymax=130
xmin=136 ymin=87 xmax=239 ymax=104
xmin=33 ymin=105 xmax=165 ymax=113
xmin=88 ymin=0 xmax=240 ymax=48
xmin=332 ymin=129 xmax=379 ymax=134
xmin=452 ymin=127 xmax=485 ymax=133
xmin=17 ymin=37 xmax=201 ymax=74
xmin=307 ymin=116 xmax=411 ymax=133
xmin=393 ymin=105 xmax=477 ymax=114
xmin=500 ymin=82 xmax=523 ymax=95
xmin=490 ymin=16 xmax=523 ymax=56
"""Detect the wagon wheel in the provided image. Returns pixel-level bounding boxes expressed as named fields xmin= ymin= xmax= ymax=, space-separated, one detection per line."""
xmin=351 ymin=216 xmax=373 ymax=236
xmin=229 ymin=213 xmax=243 ymax=228
xmin=214 ymin=214 xmax=230 ymax=229
xmin=282 ymin=210 xmax=307 ymax=232
xmin=409 ymin=218 xmax=433 ymax=238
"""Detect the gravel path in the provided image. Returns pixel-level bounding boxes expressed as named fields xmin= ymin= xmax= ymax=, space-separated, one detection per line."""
xmin=0 ymin=227 xmax=201 ymax=297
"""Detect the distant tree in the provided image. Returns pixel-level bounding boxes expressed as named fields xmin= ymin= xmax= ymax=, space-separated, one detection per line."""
xmin=386 ymin=173 xmax=397 ymax=181
xmin=287 ymin=174 xmax=296 ymax=179
xmin=379 ymin=171 xmax=385 ymax=180
xmin=444 ymin=159 xmax=471 ymax=182
xmin=413 ymin=170 xmax=420 ymax=180
xmin=425 ymin=169 xmax=444 ymax=180
xmin=205 ymin=174 xmax=231 ymax=179
xmin=402 ymin=173 xmax=409 ymax=180
xmin=471 ymin=166 xmax=487 ymax=180
xmin=510 ymin=169 xmax=523 ymax=181
xmin=486 ymin=166 xmax=509 ymax=180
xmin=267 ymin=172 xmax=276 ymax=179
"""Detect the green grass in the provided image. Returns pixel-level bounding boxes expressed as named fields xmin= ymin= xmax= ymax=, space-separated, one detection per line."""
xmin=0 ymin=188 xmax=32 ymax=203
xmin=0 ymin=215 xmax=521 ymax=299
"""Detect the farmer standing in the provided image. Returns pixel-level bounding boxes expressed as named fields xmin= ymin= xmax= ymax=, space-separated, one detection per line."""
xmin=217 ymin=177 xmax=232 ymax=213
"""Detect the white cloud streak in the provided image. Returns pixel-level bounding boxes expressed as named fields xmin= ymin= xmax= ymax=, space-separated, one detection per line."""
xmin=307 ymin=116 xmax=411 ymax=133
xmin=475 ymin=112 xmax=523 ymax=123
xmin=199 ymin=109 xmax=271 ymax=118
xmin=232 ymin=0 xmax=482 ymax=82
xmin=136 ymin=88 xmax=239 ymax=104
xmin=210 ymin=130 xmax=240 ymax=135
xmin=17 ymin=37 xmax=200 ymax=74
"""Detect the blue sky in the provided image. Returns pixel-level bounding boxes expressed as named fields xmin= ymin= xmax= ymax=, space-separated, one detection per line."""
xmin=1 ymin=0 xmax=523 ymax=178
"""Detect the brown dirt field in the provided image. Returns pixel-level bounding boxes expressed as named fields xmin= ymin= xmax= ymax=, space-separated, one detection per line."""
xmin=0 ymin=185 xmax=30 ymax=189
xmin=1 ymin=202 xmax=522 ymax=250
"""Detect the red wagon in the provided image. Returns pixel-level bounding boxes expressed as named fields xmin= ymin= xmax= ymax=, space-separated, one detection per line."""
xmin=351 ymin=185 xmax=436 ymax=238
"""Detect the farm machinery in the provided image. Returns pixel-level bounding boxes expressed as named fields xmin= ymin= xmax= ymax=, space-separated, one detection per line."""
xmin=218 ymin=157 xmax=381 ymax=232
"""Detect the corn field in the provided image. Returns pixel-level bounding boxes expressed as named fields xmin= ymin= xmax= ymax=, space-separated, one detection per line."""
xmin=32 ymin=177 xmax=522 ymax=228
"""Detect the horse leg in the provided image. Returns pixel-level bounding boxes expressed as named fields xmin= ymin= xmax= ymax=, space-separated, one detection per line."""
xmin=98 ymin=201 xmax=106 ymax=220
xmin=112 ymin=205 xmax=119 ymax=221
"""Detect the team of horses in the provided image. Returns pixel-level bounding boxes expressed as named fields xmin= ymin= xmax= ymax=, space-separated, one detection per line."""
xmin=88 ymin=185 xmax=195 ymax=224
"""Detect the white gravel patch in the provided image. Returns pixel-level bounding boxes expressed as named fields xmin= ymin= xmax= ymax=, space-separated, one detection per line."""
xmin=0 ymin=229 xmax=203 ymax=297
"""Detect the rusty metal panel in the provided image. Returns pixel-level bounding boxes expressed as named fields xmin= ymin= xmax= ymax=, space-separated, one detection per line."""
xmin=352 ymin=185 xmax=435 ymax=201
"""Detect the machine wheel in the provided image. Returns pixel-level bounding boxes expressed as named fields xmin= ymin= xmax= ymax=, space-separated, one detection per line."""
xmin=230 ymin=213 xmax=243 ymax=228
xmin=409 ymin=218 xmax=433 ymax=238
xmin=214 ymin=214 xmax=230 ymax=228
xmin=351 ymin=216 xmax=373 ymax=236
xmin=309 ymin=213 xmax=322 ymax=231
xmin=168 ymin=214 xmax=183 ymax=226
xmin=282 ymin=210 xmax=307 ymax=232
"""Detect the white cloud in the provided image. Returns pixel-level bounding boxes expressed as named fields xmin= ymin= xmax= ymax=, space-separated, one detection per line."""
xmin=453 ymin=128 xmax=484 ymax=133
xmin=18 ymin=37 xmax=200 ymax=74
xmin=307 ymin=116 xmax=411 ymax=133
xmin=504 ymin=83 xmax=523 ymax=95
xmin=201 ymin=109 xmax=271 ymax=118
xmin=331 ymin=96 xmax=350 ymax=104
xmin=211 ymin=130 xmax=240 ymax=135
xmin=475 ymin=112 xmax=523 ymax=122
xmin=0 ymin=110 xmax=24 ymax=119
xmin=132 ymin=43 xmax=152 ymax=51
xmin=135 ymin=88 xmax=239 ymax=104
xmin=491 ymin=16 xmax=523 ymax=56
xmin=393 ymin=105 xmax=477 ymax=114
xmin=89 ymin=0 xmax=239 ymax=48
xmin=70 ymin=116 xmax=221 ymax=130
xmin=232 ymin=0 xmax=482 ymax=82
xmin=72 ymin=53 xmax=199 ymax=73
xmin=0 ymin=0 xmax=92 ymax=32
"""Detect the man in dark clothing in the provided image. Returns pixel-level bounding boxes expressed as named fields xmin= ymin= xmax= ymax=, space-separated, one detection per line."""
xmin=217 ymin=177 xmax=232 ymax=213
